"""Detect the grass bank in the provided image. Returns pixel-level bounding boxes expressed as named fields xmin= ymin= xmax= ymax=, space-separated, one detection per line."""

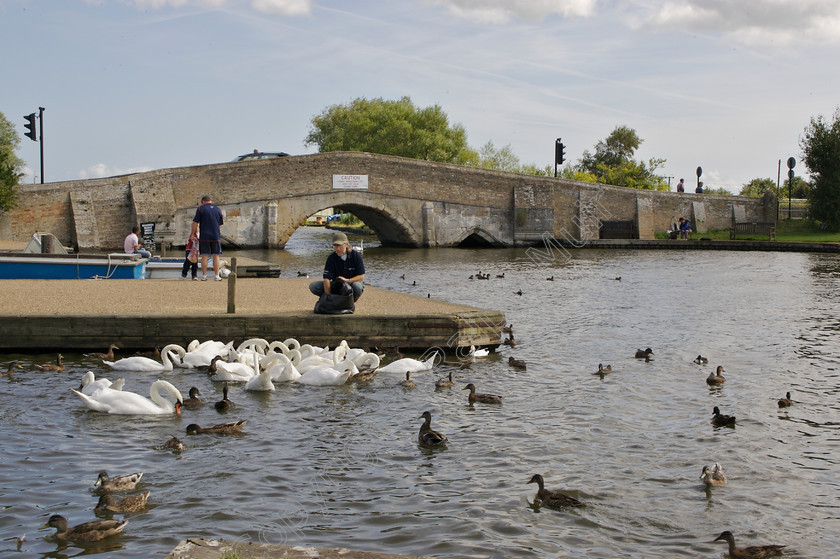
xmin=655 ymin=220 xmax=840 ymax=242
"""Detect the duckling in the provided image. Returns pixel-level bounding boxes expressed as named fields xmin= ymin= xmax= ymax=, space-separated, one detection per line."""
xmin=706 ymin=365 xmax=726 ymax=385
xmin=435 ymin=371 xmax=454 ymax=388
xmin=95 ymin=490 xmax=150 ymax=514
xmin=1 ymin=360 xmax=23 ymax=377
xmin=778 ymin=391 xmax=793 ymax=408
xmin=186 ymin=420 xmax=247 ymax=435
xmin=509 ymin=356 xmax=527 ymax=370
xmin=40 ymin=514 xmax=127 ymax=542
xmin=399 ymin=371 xmax=415 ymax=388
xmin=84 ymin=344 xmax=119 ymax=360
xmin=634 ymin=348 xmax=653 ymax=359
xmin=35 ymin=353 xmax=64 ymax=371
xmin=527 ymin=473 xmax=582 ymax=509
xmin=214 ymin=383 xmax=233 ymax=411
xmin=94 ymin=471 xmax=143 ymax=492
xmin=418 ymin=411 xmax=447 ymax=447
xmin=713 ymin=530 xmax=786 ymax=558
xmin=462 ymin=383 xmax=502 ymax=404
xmin=693 ymin=354 xmax=708 ymax=364
xmin=711 ymin=406 xmax=736 ymax=427
xmin=182 ymin=386 xmax=202 ymax=409
xmin=595 ymin=363 xmax=612 ymax=375
xmin=164 ymin=435 xmax=185 ymax=452
xmin=700 ymin=463 xmax=728 ymax=486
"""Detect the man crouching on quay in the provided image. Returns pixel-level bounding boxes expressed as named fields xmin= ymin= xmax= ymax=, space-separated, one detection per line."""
xmin=309 ymin=232 xmax=366 ymax=302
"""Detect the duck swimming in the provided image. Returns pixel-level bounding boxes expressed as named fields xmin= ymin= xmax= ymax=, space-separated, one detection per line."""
xmin=399 ymin=371 xmax=415 ymax=388
xmin=463 ymin=383 xmax=502 ymax=404
xmin=509 ymin=356 xmax=527 ymax=369
xmin=596 ymin=363 xmax=612 ymax=375
xmin=84 ymin=344 xmax=119 ymax=361
xmin=418 ymin=411 xmax=447 ymax=447
xmin=634 ymin=348 xmax=653 ymax=359
xmin=713 ymin=530 xmax=785 ymax=558
xmin=215 ymin=384 xmax=234 ymax=411
xmin=186 ymin=420 xmax=247 ymax=435
xmin=694 ymin=355 xmax=708 ymax=364
xmin=182 ymin=386 xmax=202 ymax=408
xmin=435 ymin=371 xmax=454 ymax=388
xmin=95 ymin=490 xmax=150 ymax=513
xmin=778 ymin=391 xmax=793 ymax=408
xmin=94 ymin=471 xmax=143 ymax=492
xmin=40 ymin=514 xmax=127 ymax=542
xmin=164 ymin=435 xmax=185 ymax=452
xmin=706 ymin=365 xmax=726 ymax=385
xmin=527 ymin=473 xmax=582 ymax=509
xmin=700 ymin=463 xmax=728 ymax=486
xmin=711 ymin=406 xmax=736 ymax=427
xmin=35 ymin=353 xmax=64 ymax=371
xmin=1 ymin=361 xmax=23 ymax=377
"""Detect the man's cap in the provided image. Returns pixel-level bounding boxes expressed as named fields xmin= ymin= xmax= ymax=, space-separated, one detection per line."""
xmin=332 ymin=232 xmax=348 ymax=245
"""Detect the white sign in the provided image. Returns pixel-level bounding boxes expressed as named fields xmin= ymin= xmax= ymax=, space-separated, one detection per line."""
xmin=332 ymin=174 xmax=369 ymax=190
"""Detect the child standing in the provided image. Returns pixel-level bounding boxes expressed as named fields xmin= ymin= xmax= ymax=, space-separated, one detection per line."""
xmin=181 ymin=234 xmax=199 ymax=280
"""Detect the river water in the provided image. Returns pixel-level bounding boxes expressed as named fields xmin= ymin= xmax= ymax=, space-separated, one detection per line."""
xmin=1 ymin=227 xmax=838 ymax=557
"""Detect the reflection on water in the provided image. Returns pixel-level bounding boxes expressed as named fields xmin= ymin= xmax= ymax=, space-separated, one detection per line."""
xmin=2 ymin=228 xmax=839 ymax=557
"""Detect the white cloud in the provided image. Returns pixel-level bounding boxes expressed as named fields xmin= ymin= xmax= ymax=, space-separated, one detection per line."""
xmin=78 ymin=163 xmax=154 ymax=179
xmin=423 ymin=0 xmax=596 ymax=23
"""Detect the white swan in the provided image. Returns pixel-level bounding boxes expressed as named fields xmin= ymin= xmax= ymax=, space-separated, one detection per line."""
xmin=468 ymin=345 xmax=490 ymax=359
xmin=352 ymin=352 xmax=380 ymax=371
xmin=378 ymin=351 xmax=439 ymax=374
xmin=244 ymin=369 xmax=275 ymax=392
xmin=213 ymin=355 xmax=258 ymax=382
xmin=264 ymin=353 xmax=301 ymax=383
xmin=78 ymin=371 xmax=125 ymax=396
xmin=180 ymin=340 xmax=233 ymax=369
xmin=71 ymin=379 xmax=183 ymax=415
xmin=294 ymin=363 xmax=353 ymax=386
xmin=103 ymin=344 xmax=186 ymax=372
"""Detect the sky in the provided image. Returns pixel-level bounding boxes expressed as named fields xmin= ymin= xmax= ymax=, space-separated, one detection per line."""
xmin=2 ymin=0 xmax=839 ymax=193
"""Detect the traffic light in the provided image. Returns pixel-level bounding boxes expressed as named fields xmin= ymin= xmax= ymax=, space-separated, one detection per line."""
xmin=555 ymin=138 xmax=566 ymax=165
xmin=24 ymin=113 xmax=37 ymax=141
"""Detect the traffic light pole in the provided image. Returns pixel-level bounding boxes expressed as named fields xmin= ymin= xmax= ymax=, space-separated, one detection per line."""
xmin=38 ymin=107 xmax=45 ymax=184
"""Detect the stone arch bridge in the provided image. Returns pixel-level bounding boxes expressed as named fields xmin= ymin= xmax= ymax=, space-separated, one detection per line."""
xmin=1 ymin=152 xmax=773 ymax=250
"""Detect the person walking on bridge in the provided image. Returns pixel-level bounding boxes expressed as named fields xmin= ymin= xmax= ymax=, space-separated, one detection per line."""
xmin=191 ymin=195 xmax=224 ymax=281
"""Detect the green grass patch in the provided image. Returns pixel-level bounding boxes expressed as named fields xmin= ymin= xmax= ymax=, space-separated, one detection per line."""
xmin=654 ymin=220 xmax=840 ymax=242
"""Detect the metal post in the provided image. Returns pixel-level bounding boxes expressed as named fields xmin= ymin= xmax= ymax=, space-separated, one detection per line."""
xmin=38 ymin=107 xmax=45 ymax=184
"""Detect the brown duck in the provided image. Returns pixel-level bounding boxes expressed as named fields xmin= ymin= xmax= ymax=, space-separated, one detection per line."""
xmin=508 ymin=357 xmax=527 ymax=370
xmin=634 ymin=348 xmax=653 ymax=359
xmin=418 ymin=411 xmax=447 ymax=447
xmin=164 ymin=435 xmax=185 ymax=452
xmin=95 ymin=490 xmax=150 ymax=513
xmin=713 ymin=530 xmax=785 ymax=558
xmin=777 ymin=391 xmax=793 ymax=408
xmin=35 ymin=353 xmax=64 ymax=371
xmin=462 ymin=383 xmax=502 ymax=404
xmin=84 ymin=344 xmax=119 ymax=360
xmin=435 ymin=371 xmax=454 ymax=388
xmin=40 ymin=514 xmax=127 ymax=542
xmin=706 ymin=365 xmax=726 ymax=385
xmin=711 ymin=406 xmax=736 ymax=427
xmin=1 ymin=361 xmax=23 ymax=377
xmin=214 ymin=383 xmax=233 ymax=411
xmin=527 ymin=474 xmax=582 ymax=509
xmin=182 ymin=386 xmax=203 ymax=409
xmin=94 ymin=471 xmax=143 ymax=492
xmin=399 ymin=371 xmax=415 ymax=388
xmin=186 ymin=420 xmax=247 ymax=435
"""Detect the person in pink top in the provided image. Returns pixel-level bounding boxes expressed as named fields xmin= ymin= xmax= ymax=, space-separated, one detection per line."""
xmin=123 ymin=226 xmax=151 ymax=258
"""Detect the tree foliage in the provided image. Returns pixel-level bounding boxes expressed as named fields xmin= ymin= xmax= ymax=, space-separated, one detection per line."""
xmin=0 ymin=111 xmax=23 ymax=212
xmin=305 ymin=96 xmax=476 ymax=164
xmin=575 ymin=125 xmax=668 ymax=190
xmin=740 ymin=177 xmax=776 ymax=197
xmin=802 ymin=108 xmax=840 ymax=231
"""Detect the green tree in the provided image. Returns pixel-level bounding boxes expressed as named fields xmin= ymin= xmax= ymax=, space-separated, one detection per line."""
xmin=576 ymin=126 xmax=668 ymax=190
xmin=0 ymin=111 xmax=23 ymax=212
xmin=305 ymin=96 xmax=477 ymax=164
xmin=802 ymin=108 xmax=840 ymax=230
xmin=740 ymin=177 xmax=776 ymax=197
xmin=476 ymin=140 xmax=521 ymax=173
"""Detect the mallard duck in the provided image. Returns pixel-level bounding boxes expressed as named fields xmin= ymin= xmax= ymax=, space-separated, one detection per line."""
xmin=418 ymin=411 xmax=447 ymax=446
xmin=713 ymin=530 xmax=785 ymax=558
xmin=214 ymin=383 xmax=233 ymax=411
xmin=634 ymin=348 xmax=653 ymax=359
xmin=84 ymin=344 xmax=119 ymax=360
xmin=706 ymin=365 xmax=726 ymax=385
xmin=164 ymin=435 xmax=184 ymax=452
xmin=399 ymin=371 xmax=415 ymax=388
xmin=349 ymin=369 xmax=377 ymax=382
xmin=527 ymin=473 xmax=582 ymax=509
xmin=694 ymin=355 xmax=708 ymax=364
xmin=94 ymin=471 xmax=143 ymax=492
xmin=509 ymin=357 xmax=527 ymax=370
xmin=496 ymin=272 xmax=505 ymax=278
xmin=700 ymin=463 xmax=728 ymax=486
xmin=595 ymin=363 xmax=612 ymax=374
xmin=35 ymin=353 xmax=64 ymax=371
xmin=182 ymin=386 xmax=202 ymax=409
xmin=1 ymin=360 xmax=23 ymax=377
xmin=463 ymin=383 xmax=502 ymax=404
xmin=435 ymin=371 xmax=454 ymax=388
xmin=503 ymin=335 xmax=517 ymax=347
xmin=778 ymin=391 xmax=793 ymax=408
xmin=186 ymin=420 xmax=247 ymax=435
xmin=711 ymin=406 xmax=736 ymax=427
xmin=40 ymin=514 xmax=127 ymax=542
xmin=95 ymin=490 xmax=150 ymax=513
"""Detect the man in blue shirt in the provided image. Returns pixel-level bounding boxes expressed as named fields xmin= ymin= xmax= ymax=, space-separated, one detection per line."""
xmin=190 ymin=195 xmax=224 ymax=281
xmin=309 ymin=232 xmax=366 ymax=301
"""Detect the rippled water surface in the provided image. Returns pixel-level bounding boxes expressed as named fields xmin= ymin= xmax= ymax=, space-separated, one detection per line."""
xmin=2 ymin=228 xmax=839 ymax=557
